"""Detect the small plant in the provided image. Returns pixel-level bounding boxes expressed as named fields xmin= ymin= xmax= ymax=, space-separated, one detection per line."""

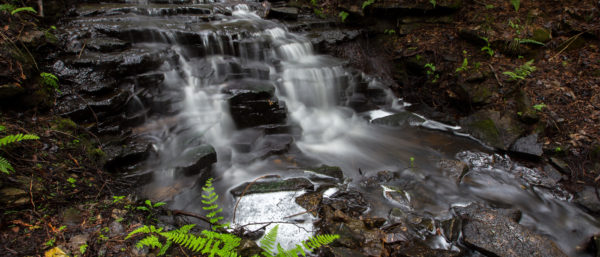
xmin=480 ymin=37 xmax=494 ymax=57
xmin=257 ymin=225 xmax=339 ymax=257
xmin=112 ymin=195 xmax=126 ymax=204
xmin=79 ymin=244 xmax=88 ymax=255
xmin=67 ymin=177 xmax=77 ymax=188
xmin=0 ymin=4 xmax=37 ymax=15
xmin=40 ymin=72 xmax=60 ymax=93
xmin=362 ymin=0 xmax=375 ymax=9
xmin=137 ymin=199 xmax=166 ymax=212
xmin=338 ymin=11 xmax=349 ymax=22
xmin=409 ymin=157 xmax=415 ymax=168
xmin=429 ymin=0 xmax=436 ymax=8
xmin=0 ymin=127 xmax=40 ymax=174
xmin=485 ymin=4 xmax=495 ymax=9
xmin=510 ymin=0 xmax=520 ymax=12
xmin=424 ymin=63 xmax=439 ymax=83
xmin=313 ymin=8 xmax=326 ymax=18
xmin=456 ymin=51 xmax=469 ymax=72
xmin=533 ymin=103 xmax=546 ymax=111
xmin=502 ymin=59 xmax=536 ymax=80
xmin=384 ymin=29 xmax=396 ymax=35
xmin=202 ymin=178 xmax=229 ymax=231
xmin=45 ymin=238 xmax=56 ymax=247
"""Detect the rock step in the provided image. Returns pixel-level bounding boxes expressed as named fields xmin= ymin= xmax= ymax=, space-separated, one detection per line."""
xmin=75 ymin=3 xmax=213 ymax=17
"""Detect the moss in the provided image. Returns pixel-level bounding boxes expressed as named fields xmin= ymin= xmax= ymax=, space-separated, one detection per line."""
xmin=470 ymin=119 xmax=502 ymax=148
xmin=532 ymin=28 xmax=552 ymax=43
xmin=51 ymin=118 xmax=77 ymax=132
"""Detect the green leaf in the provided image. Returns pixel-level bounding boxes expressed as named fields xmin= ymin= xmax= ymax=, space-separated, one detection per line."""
xmin=362 ymin=0 xmax=375 ymax=9
xmin=145 ymin=199 xmax=152 ymax=208
xmin=338 ymin=11 xmax=348 ymax=22
xmin=153 ymin=202 xmax=166 ymax=208
xmin=137 ymin=206 xmax=150 ymax=211
xmin=533 ymin=104 xmax=547 ymax=111
xmin=510 ymin=0 xmax=520 ymax=11
xmin=11 ymin=7 xmax=37 ymax=15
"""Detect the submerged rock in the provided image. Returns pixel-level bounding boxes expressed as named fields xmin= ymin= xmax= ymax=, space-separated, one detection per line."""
xmin=174 ymin=144 xmax=217 ymax=177
xmin=372 ymin=112 xmax=425 ymax=127
xmin=230 ymin=177 xmax=313 ymax=197
xmin=457 ymin=204 xmax=568 ymax=257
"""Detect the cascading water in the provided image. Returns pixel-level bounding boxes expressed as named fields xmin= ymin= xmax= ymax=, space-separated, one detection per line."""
xmin=64 ymin=1 xmax=600 ymax=255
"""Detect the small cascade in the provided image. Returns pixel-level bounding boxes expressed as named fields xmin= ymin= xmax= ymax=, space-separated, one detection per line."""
xmin=54 ymin=1 xmax=600 ymax=256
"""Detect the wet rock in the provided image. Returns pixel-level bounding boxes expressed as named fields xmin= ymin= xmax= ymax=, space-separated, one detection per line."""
xmin=549 ymin=157 xmax=571 ymax=175
xmin=252 ymin=134 xmax=293 ymax=159
xmin=104 ymin=136 xmax=155 ymax=172
xmin=460 ymin=110 xmax=525 ymax=150
xmin=305 ymin=165 xmax=344 ymax=180
xmin=57 ymin=89 xmax=130 ymax=121
xmin=223 ymin=80 xmax=287 ymax=129
xmin=390 ymin=240 xmax=462 ymax=257
xmin=0 ymin=188 xmax=29 ymax=207
xmin=230 ymin=177 xmax=314 ymax=197
xmin=574 ymin=186 xmax=600 ymax=213
xmin=267 ymin=7 xmax=298 ymax=20
xmin=0 ymin=83 xmax=25 ymax=100
xmin=437 ymin=159 xmax=469 ymax=183
xmin=455 ymin=82 xmax=495 ymax=105
xmin=295 ymin=191 xmax=323 ymax=215
xmin=174 ymin=144 xmax=217 ymax=177
xmin=323 ymin=190 xmax=369 ymax=217
xmin=236 ymin=239 xmax=262 ymax=256
xmin=372 ymin=112 xmax=425 ymax=127
xmin=457 ymin=204 xmax=568 ymax=257
xmin=86 ymin=37 xmax=131 ymax=52
xmin=543 ymin=164 xmax=565 ymax=184
xmin=309 ymin=29 xmax=362 ymax=47
xmin=510 ymin=133 xmax=543 ymax=158
xmin=326 ymin=247 xmax=370 ymax=257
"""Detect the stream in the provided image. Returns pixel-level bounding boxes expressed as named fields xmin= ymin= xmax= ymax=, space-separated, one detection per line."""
xmin=56 ymin=1 xmax=600 ymax=256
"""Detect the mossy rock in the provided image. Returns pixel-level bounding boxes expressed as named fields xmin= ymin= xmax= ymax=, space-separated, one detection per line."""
xmin=230 ymin=177 xmax=314 ymax=197
xmin=460 ymin=110 xmax=524 ymax=150
xmin=532 ymin=28 xmax=552 ymax=43
xmin=51 ymin=118 xmax=78 ymax=132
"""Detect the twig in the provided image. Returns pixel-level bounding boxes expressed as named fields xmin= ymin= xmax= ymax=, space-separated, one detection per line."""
xmin=238 ymin=221 xmax=312 ymax=233
xmin=283 ymin=207 xmax=317 ymax=219
xmin=178 ymin=245 xmax=190 ymax=257
xmin=172 ymin=209 xmax=211 ymax=224
xmin=78 ymin=39 xmax=87 ymax=59
xmin=232 ymin=175 xmax=281 ymax=223
xmin=29 ymin=175 xmax=36 ymax=210
xmin=95 ymin=180 xmax=108 ymax=200
xmin=550 ymin=32 xmax=584 ymax=61
xmin=488 ymin=63 xmax=503 ymax=87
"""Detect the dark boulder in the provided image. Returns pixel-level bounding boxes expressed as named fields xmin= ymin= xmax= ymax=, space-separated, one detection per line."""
xmin=510 ymin=133 xmax=543 ymax=158
xmin=457 ymin=204 xmax=568 ymax=257
xmin=230 ymin=177 xmax=314 ymax=197
xmin=372 ymin=112 xmax=425 ymax=127
xmin=574 ymin=186 xmax=600 ymax=213
xmin=174 ymin=145 xmax=217 ymax=177
xmin=267 ymin=7 xmax=298 ymax=21
xmin=104 ymin=136 xmax=155 ymax=172
xmin=460 ymin=110 xmax=525 ymax=151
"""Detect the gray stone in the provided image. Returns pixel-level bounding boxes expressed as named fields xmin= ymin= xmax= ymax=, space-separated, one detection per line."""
xmin=458 ymin=204 xmax=568 ymax=257
xmin=230 ymin=177 xmax=314 ymax=197
xmin=67 ymin=234 xmax=89 ymax=252
xmin=574 ymin=186 xmax=600 ymax=213
xmin=175 ymin=144 xmax=217 ymax=176
xmin=510 ymin=133 xmax=543 ymax=158
xmin=460 ymin=110 xmax=525 ymax=150
xmin=372 ymin=112 xmax=425 ymax=127
xmin=267 ymin=7 xmax=298 ymax=20
xmin=109 ymin=221 xmax=125 ymax=237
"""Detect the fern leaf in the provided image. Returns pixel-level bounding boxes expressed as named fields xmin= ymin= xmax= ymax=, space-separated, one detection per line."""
xmin=158 ymin=240 xmax=172 ymax=256
xmin=126 ymin=225 xmax=151 ymax=239
xmin=0 ymin=156 xmax=15 ymax=174
xmin=11 ymin=6 xmax=37 ymax=15
xmin=0 ymin=134 xmax=39 ymax=148
xmin=259 ymin=225 xmax=279 ymax=256
xmin=0 ymin=125 xmax=5 ymax=132
xmin=137 ymin=235 xmax=162 ymax=249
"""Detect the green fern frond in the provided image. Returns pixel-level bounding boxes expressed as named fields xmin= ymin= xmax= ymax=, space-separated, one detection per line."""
xmin=136 ymin=235 xmax=163 ymax=249
xmin=0 ymin=156 xmax=15 ymax=174
xmin=260 ymin=225 xmax=279 ymax=256
xmin=201 ymin=178 xmax=227 ymax=230
xmin=0 ymin=126 xmax=5 ymax=132
xmin=0 ymin=134 xmax=40 ymax=148
xmin=11 ymin=6 xmax=37 ymax=15
xmin=0 ymin=4 xmax=16 ymax=13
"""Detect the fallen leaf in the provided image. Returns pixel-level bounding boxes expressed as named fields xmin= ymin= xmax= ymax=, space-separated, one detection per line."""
xmin=44 ymin=247 xmax=68 ymax=257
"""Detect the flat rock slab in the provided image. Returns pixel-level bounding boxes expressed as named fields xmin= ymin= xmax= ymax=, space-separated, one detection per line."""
xmin=174 ymin=144 xmax=217 ymax=176
xmin=458 ymin=204 xmax=568 ymax=257
xmin=230 ymin=177 xmax=313 ymax=197
xmin=267 ymin=7 xmax=298 ymax=20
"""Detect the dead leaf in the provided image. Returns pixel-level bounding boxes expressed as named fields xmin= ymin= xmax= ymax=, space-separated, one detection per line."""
xmin=44 ymin=247 xmax=68 ymax=257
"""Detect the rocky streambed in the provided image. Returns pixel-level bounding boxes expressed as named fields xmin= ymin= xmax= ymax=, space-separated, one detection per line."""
xmin=36 ymin=0 xmax=600 ymax=256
